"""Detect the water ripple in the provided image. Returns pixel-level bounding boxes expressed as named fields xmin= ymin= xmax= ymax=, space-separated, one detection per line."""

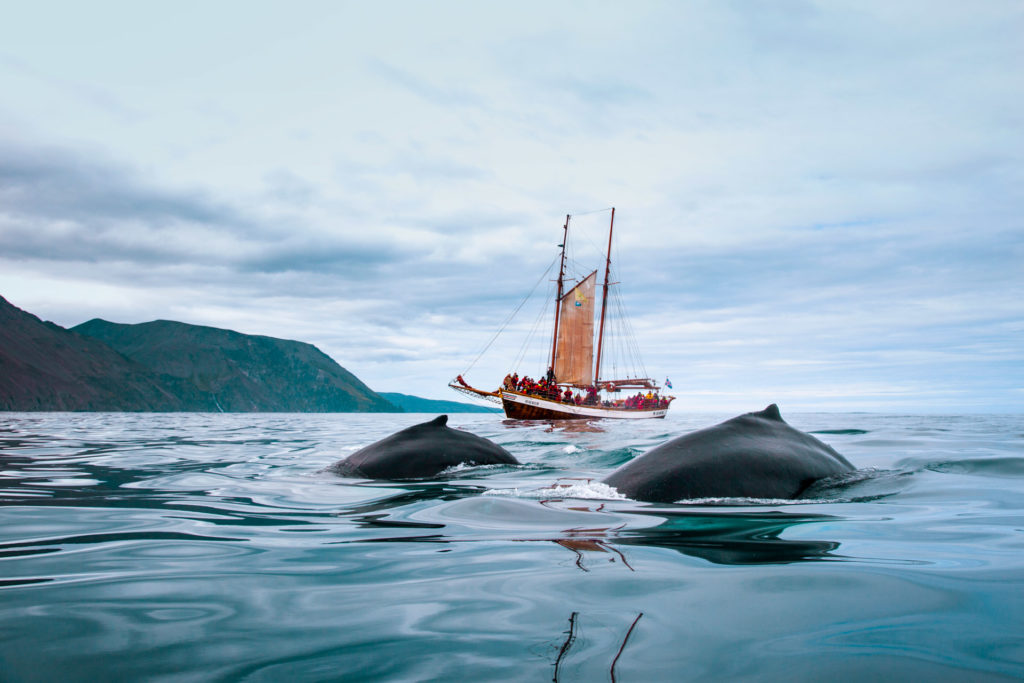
xmin=1 ymin=411 xmax=1023 ymax=680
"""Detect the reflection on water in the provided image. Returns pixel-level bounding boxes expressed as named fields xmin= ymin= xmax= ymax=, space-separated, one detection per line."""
xmin=614 ymin=509 xmax=842 ymax=565
xmin=1 ymin=411 xmax=1024 ymax=681
xmin=544 ymin=508 xmax=844 ymax=568
xmin=501 ymin=419 xmax=607 ymax=433
xmin=332 ymin=483 xmax=844 ymax=567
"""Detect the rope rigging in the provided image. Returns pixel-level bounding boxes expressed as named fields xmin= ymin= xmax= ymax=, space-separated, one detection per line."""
xmin=460 ymin=255 xmax=557 ymax=377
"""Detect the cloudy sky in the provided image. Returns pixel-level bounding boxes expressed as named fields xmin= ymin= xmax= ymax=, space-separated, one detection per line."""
xmin=1 ymin=1 xmax=1021 ymax=412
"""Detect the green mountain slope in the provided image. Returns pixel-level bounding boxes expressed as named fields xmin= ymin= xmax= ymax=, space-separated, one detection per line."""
xmin=0 ymin=296 xmax=209 ymax=411
xmin=73 ymin=318 xmax=398 ymax=413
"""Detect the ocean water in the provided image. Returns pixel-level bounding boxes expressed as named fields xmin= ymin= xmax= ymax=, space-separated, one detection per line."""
xmin=1 ymin=410 xmax=1023 ymax=682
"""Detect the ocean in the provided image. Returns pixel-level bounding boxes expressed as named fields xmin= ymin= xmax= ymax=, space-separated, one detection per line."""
xmin=1 ymin=410 xmax=1022 ymax=681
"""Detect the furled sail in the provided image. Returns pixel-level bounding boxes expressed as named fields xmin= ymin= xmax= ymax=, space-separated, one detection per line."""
xmin=554 ymin=270 xmax=597 ymax=386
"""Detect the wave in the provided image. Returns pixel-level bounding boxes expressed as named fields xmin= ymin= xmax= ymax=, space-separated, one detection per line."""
xmin=583 ymin=447 xmax=641 ymax=469
xmin=484 ymin=480 xmax=627 ymax=501
xmin=801 ymin=467 xmax=909 ymax=502
xmin=924 ymin=457 xmax=1024 ymax=477
xmin=810 ymin=429 xmax=870 ymax=435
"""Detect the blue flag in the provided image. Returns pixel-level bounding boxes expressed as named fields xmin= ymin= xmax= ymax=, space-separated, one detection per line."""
xmin=665 ymin=377 xmax=672 ymax=389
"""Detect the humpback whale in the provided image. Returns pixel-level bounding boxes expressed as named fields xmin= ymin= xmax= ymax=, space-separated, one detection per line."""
xmin=327 ymin=415 xmax=519 ymax=479
xmin=602 ymin=404 xmax=853 ymax=503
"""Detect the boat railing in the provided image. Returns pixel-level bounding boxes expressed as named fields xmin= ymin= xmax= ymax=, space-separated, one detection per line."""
xmin=502 ymin=385 xmax=671 ymax=411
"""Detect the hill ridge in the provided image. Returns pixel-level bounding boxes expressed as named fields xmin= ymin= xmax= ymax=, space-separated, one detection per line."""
xmin=72 ymin=317 xmax=395 ymax=413
xmin=2 ymin=296 xmax=490 ymax=413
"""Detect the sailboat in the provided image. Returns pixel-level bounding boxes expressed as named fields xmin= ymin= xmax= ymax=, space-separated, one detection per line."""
xmin=450 ymin=208 xmax=673 ymax=420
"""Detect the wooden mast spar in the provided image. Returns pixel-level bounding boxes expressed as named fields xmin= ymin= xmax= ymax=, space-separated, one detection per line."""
xmin=549 ymin=214 xmax=570 ymax=373
xmin=594 ymin=207 xmax=614 ymax=387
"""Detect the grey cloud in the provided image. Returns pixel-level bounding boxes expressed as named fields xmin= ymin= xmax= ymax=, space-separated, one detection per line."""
xmin=630 ymin=222 xmax=1023 ymax=313
xmin=0 ymin=143 xmax=245 ymax=228
xmin=0 ymin=217 xmax=203 ymax=266
xmin=241 ymin=240 xmax=413 ymax=275
xmin=0 ymin=141 xmax=540 ymax=333
xmin=0 ymin=143 xmax=427 ymax=280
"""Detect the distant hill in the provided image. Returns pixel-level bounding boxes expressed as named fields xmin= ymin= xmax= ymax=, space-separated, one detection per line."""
xmin=379 ymin=392 xmax=501 ymax=414
xmin=73 ymin=318 xmax=398 ymax=413
xmin=0 ymin=295 xmax=208 ymax=411
xmin=0 ymin=296 xmax=485 ymax=414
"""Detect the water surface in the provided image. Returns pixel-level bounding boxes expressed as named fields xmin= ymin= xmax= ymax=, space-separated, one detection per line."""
xmin=1 ymin=411 xmax=1023 ymax=681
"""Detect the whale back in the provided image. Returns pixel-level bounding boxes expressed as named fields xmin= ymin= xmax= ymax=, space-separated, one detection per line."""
xmin=327 ymin=415 xmax=519 ymax=479
xmin=603 ymin=404 xmax=853 ymax=503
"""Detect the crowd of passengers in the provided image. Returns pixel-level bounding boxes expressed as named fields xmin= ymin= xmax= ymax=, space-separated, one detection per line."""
xmin=502 ymin=372 xmax=669 ymax=409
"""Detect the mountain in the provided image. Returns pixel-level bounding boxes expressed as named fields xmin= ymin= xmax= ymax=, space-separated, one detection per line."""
xmin=0 ymin=295 xmax=207 ymax=411
xmin=378 ymin=392 xmax=500 ymax=414
xmin=73 ymin=318 xmax=398 ymax=413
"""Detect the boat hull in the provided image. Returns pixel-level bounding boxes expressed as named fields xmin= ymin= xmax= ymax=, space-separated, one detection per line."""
xmin=500 ymin=391 xmax=667 ymax=420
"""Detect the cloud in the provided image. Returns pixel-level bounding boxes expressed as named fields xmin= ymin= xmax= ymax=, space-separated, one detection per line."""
xmin=0 ymin=146 xmax=224 ymax=223
xmin=0 ymin=143 xmax=410 ymax=274
xmin=0 ymin=140 xmax=551 ymax=337
xmin=1 ymin=2 xmax=1022 ymax=410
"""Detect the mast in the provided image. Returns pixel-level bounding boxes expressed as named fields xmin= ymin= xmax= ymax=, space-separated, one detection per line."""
xmin=594 ymin=207 xmax=614 ymax=386
xmin=549 ymin=214 xmax=570 ymax=372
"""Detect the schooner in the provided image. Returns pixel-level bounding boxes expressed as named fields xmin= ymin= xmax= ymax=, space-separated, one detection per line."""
xmin=450 ymin=208 xmax=673 ymax=420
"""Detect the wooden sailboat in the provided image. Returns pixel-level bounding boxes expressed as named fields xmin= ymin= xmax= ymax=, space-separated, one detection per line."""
xmin=450 ymin=208 xmax=673 ymax=420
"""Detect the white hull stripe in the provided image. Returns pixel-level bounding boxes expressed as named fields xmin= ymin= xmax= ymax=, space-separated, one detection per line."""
xmin=501 ymin=391 xmax=667 ymax=419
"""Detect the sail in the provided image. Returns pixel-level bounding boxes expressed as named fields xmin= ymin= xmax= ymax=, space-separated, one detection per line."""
xmin=554 ymin=271 xmax=597 ymax=386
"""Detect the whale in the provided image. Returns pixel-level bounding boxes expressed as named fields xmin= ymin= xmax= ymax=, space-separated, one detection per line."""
xmin=327 ymin=415 xmax=519 ymax=479
xmin=602 ymin=404 xmax=853 ymax=503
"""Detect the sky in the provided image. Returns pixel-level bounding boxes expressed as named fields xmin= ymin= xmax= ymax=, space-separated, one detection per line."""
xmin=1 ymin=1 xmax=1021 ymax=413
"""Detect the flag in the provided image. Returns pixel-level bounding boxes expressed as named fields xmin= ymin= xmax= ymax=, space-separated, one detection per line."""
xmin=665 ymin=377 xmax=672 ymax=389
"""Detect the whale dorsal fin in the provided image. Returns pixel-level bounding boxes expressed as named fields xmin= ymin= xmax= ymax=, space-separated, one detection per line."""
xmin=429 ymin=415 xmax=449 ymax=427
xmin=755 ymin=404 xmax=784 ymax=422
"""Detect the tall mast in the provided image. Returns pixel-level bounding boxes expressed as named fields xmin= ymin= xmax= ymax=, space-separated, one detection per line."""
xmin=594 ymin=207 xmax=614 ymax=386
xmin=549 ymin=214 xmax=570 ymax=373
